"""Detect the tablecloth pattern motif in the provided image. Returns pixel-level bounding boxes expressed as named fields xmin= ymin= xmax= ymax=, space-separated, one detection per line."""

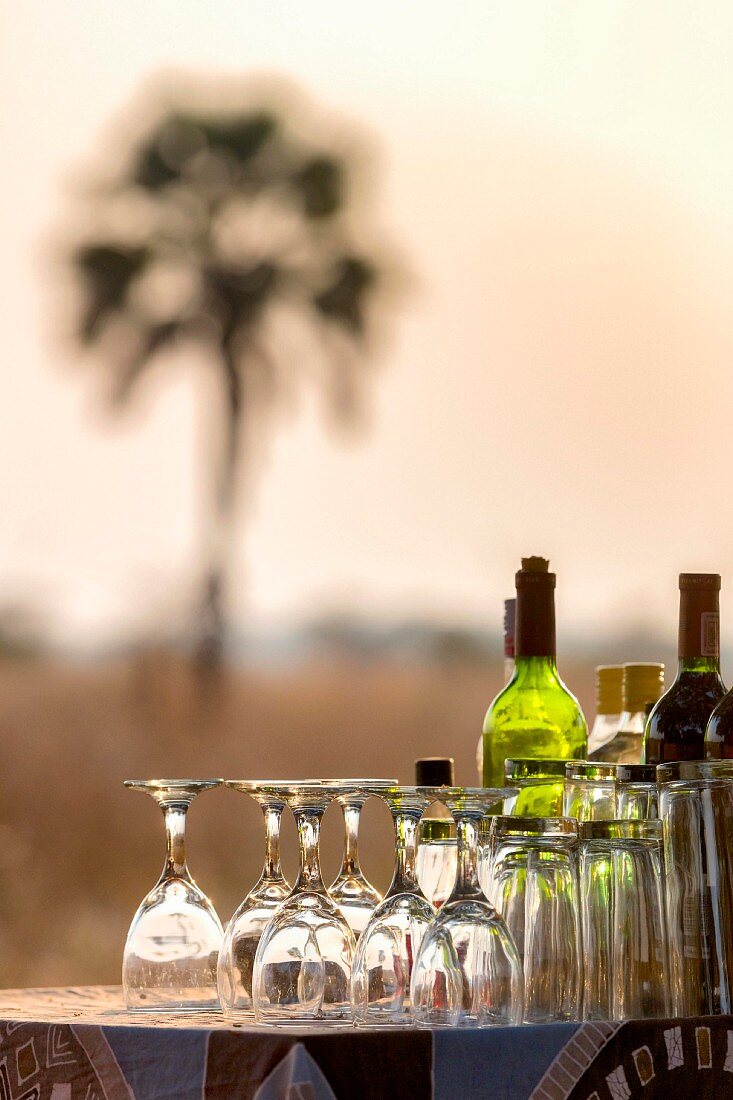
xmin=0 ymin=989 xmax=732 ymax=1099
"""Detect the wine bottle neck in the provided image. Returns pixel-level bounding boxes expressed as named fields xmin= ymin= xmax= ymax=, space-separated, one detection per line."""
xmin=514 ymin=579 xmax=556 ymax=658
xmin=677 ymin=656 xmax=721 ymax=676
xmin=678 ymin=586 xmax=720 ymax=661
xmin=513 ymin=655 xmax=560 ymax=685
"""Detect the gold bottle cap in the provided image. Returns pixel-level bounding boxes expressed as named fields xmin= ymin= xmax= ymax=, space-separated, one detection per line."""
xmin=622 ymin=662 xmax=664 ymax=714
xmin=595 ymin=665 xmax=623 ymax=715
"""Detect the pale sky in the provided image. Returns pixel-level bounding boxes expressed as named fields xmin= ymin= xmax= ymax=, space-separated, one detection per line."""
xmin=3 ymin=1 xmax=733 ymax=646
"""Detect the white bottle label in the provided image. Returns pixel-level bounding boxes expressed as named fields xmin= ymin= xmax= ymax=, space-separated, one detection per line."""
xmin=701 ymin=612 xmax=719 ymax=657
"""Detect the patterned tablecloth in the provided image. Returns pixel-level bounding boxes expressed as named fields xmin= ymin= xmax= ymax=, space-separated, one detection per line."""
xmin=0 ymin=987 xmax=732 ymax=1099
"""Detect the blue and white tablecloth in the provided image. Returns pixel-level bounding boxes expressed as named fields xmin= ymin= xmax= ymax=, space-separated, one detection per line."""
xmin=0 ymin=987 xmax=731 ymax=1098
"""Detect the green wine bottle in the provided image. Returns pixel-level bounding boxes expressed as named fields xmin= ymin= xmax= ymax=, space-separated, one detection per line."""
xmin=482 ymin=557 xmax=587 ymax=787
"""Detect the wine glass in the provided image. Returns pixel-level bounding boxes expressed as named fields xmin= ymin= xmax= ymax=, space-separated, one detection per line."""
xmin=329 ymin=780 xmax=397 ymax=937
xmin=351 ymin=786 xmax=436 ymax=1025
xmin=123 ymin=779 xmax=224 ymax=1012
xmin=217 ymin=781 xmax=292 ymax=1015
xmin=410 ymin=786 xmax=523 ymax=1028
xmin=252 ymin=782 xmax=357 ymax=1024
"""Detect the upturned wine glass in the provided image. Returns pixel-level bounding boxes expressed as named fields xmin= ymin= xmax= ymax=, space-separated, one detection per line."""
xmin=217 ymin=781 xmax=292 ymax=1015
xmin=123 ymin=779 xmax=224 ymax=1012
xmin=252 ymin=782 xmax=357 ymax=1024
xmin=351 ymin=786 xmax=436 ymax=1025
xmin=329 ymin=780 xmax=397 ymax=937
xmin=410 ymin=786 xmax=523 ymax=1028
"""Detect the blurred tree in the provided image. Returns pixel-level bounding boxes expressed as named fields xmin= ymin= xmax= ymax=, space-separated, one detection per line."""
xmin=70 ymin=83 xmax=392 ymax=669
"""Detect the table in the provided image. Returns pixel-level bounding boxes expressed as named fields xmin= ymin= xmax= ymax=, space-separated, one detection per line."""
xmin=0 ymin=988 xmax=731 ymax=1098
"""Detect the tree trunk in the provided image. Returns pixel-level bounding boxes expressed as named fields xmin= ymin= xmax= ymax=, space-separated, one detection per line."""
xmin=194 ymin=345 xmax=243 ymax=675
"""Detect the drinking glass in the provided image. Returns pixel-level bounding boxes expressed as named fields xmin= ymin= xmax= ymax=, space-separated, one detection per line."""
xmin=659 ymin=760 xmax=733 ymax=1015
xmin=564 ymin=762 xmax=616 ymax=821
xmin=123 ymin=779 xmax=224 ymax=1012
xmin=410 ymin=787 xmax=523 ymax=1028
xmin=503 ymin=759 xmax=566 ymax=817
xmin=217 ymin=781 xmax=292 ymax=1015
xmin=615 ymin=763 xmax=658 ymax=820
xmin=579 ymin=819 xmax=668 ymax=1021
xmin=252 ymin=782 xmax=356 ymax=1024
xmin=351 ymin=786 xmax=435 ymax=1025
xmin=490 ymin=816 xmax=580 ymax=1023
xmin=329 ymin=781 xmax=397 ymax=936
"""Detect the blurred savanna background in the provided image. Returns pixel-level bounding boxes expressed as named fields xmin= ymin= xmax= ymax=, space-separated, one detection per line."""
xmin=3 ymin=1 xmax=733 ymax=986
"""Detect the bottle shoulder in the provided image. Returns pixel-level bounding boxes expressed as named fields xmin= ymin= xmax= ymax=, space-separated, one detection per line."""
xmin=647 ymin=676 xmax=726 ymax=747
xmin=483 ymin=673 xmax=587 ymax=733
xmin=706 ymin=687 xmax=733 ymax=741
xmin=651 ymin=675 xmax=726 ymax=716
xmin=709 ymin=687 xmax=733 ymax=719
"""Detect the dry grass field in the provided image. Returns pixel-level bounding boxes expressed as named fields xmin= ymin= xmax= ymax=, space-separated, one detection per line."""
xmin=0 ymin=652 xmax=596 ymax=988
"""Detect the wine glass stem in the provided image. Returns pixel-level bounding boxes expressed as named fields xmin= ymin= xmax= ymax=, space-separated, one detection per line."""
xmin=262 ymin=805 xmax=285 ymax=882
xmin=340 ymin=803 xmax=362 ymax=877
xmin=454 ymin=811 xmax=482 ymax=899
xmin=294 ymin=807 xmax=326 ymax=891
xmin=390 ymin=810 xmax=420 ymax=893
xmin=162 ymin=804 xmax=189 ymax=879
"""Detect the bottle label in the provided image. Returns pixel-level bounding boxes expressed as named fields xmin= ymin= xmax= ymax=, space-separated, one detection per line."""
xmin=701 ymin=612 xmax=720 ymax=658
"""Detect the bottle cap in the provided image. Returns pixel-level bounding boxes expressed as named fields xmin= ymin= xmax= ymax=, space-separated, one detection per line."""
xmin=679 ymin=573 xmax=721 ymax=591
xmin=678 ymin=575 xmax=720 ymax=659
xmin=515 ymin=556 xmax=556 ymax=589
xmin=622 ymin=663 xmax=664 ymax=714
xmin=414 ymin=757 xmax=455 ymax=786
xmin=595 ymin=665 xmax=623 ymax=715
xmin=515 ymin=556 xmax=556 ymax=657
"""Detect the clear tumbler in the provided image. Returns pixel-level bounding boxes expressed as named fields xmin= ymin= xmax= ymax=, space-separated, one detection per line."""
xmin=490 ymin=816 xmax=581 ymax=1023
xmin=503 ymin=759 xmax=566 ymax=817
xmin=564 ymin=762 xmax=616 ymax=821
xmin=659 ymin=760 xmax=733 ymax=1016
xmin=615 ymin=764 xmax=658 ymax=820
xmin=579 ymin=819 xmax=668 ymax=1021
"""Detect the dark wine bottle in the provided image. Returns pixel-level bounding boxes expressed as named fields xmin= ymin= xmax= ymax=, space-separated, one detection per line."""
xmin=705 ymin=680 xmax=733 ymax=758
xmin=644 ymin=573 xmax=726 ymax=765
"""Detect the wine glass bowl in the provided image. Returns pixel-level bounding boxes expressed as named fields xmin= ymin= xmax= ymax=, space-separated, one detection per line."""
xmin=252 ymin=783 xmax=357 ymax=1025
xmin=122 ymin=779 xmax=224 ymax=1013
xmin=351 ymin=786 xmax=436 ymax=1026
xmin=217 ymin=781 xmax=292 ymax=1016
